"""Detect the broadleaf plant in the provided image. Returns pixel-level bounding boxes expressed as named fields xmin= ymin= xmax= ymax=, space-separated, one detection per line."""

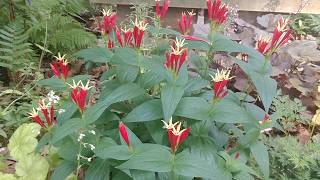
xmin=22 ymin=0 xmax=294 ymax=179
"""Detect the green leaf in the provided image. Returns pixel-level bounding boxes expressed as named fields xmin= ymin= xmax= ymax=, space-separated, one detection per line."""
xmin=95 ymin=137 xmax=131 ymax=160
xmin=74 ymin=47 xmax=113 ymax=63
xmin=116 ymin=64 xmax=139 ymax=83
xmin=37 ymin=77 xmax=66 ymax=90
xmin=123 ymin=99 xmax=163 ymax=122
xmin=131 ymin=170 xmax=155 ymax=180
xmin=85 ymin=158 xmax=110 ymax=180
xmin=145 ymin=121 xmax=164 ymax=144
xmin=137 ymin=71 xmax=165 ymax=88
xmin=117 ymin=144 xmax=172 ymax=172
xmin=8 ymin=123 xmax=41 ymax=160
xmin=184 ymin=78 xmax=209 ymax=94
xmin=111 ymin=47 xmax=139 ymax=66
xmin=84 ymin=83 xmax=145 ymax=124
xmin=185 ymin=40 xmax=210 ymax=51
xmin=211 ymin=98 xmax=255 ymax=123
xmin=250 ymin=142 xmax=269 ymax=179
xmin=15 ymin=154 xmax=49 ymax=180
xmin=161 ymin=85 xmax=184 ymax=121
xmin=52 ymin=118 xmax=82 ymax=144
xmin=0 ymin=172 xmax=17 ymax=180
xmin=51 ymin=161 xmax=76 ymax=180
xmin=173 ymin=151 xmax=218 ymax=179
xmin=250 ymin=73 xmax=277 ymax=111
xmin=175 ymin=97 xmax=211 ymax=121
xmin=213 ymin=34 xmax=263 ymax=60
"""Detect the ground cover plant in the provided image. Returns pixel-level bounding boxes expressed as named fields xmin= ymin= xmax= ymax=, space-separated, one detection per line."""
xmin=0 ymin=0 xmax=305 ymax=179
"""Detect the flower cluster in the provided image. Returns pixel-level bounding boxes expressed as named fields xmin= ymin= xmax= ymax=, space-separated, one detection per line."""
xmin=178 ymin=11 xmax=195 ymax=35
xmin=133 ymin=18 xmax=148 ymax=48
xmin=50 ymin=53 xmax=69 ymax=81
xmin=211 ymin=69 xmax=233 ymax=100
xmin=155 ymin=0 xmax=169 ymax=20
xmin=206 ymin=0 xmax=229 ymax=26
xmin=68 ymin=80 xmax=93 ymax=113
xmin=100 ymin=9 xmax=117 ymax=35
xmin=162 ymin=118 xmax=190 ymax=153
xmin=28 ymin=99 xmax=57 ymax=128
xmin=99 ymin=9 xmax=117 ymax=48
xmin=256 ymin=17 xmax=292 ymax=56
xmin=116 ymin=27 xmax=134 ymax=48
xmin=165 ymin=38 xmax=187 ymax=76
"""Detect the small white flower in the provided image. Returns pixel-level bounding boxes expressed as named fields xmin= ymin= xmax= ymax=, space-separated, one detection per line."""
xmin=89 ymin=130 xmax=96 ymax=135
xmin=87 ymin=157 xmax=92 ymax=162
xmin=46 ymin=90 xmax=60 ymax=104
xmin=58 ymin=109 xmax=65 ymax=114
xmin=89 ymin=144 xmax=95 ymax=151
xmin=78 ymin=133 xmax=85 ymax=142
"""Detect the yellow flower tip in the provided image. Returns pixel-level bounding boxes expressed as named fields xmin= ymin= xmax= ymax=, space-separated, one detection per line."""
xmin=102 ymin=9 xmax=114 ymax=16
xmin=188 ymin=10 xmax=196 ymax=16
xmin=210 ymin=69 xmax=234 ymax=82
xmin=161 ymin=118 xmax=179 ymax=130
xmin=133 ymin=18 xmax=148 ymax=31
xmin=28 ymin=108 xmax=39 ymax=117
xmin=171 ymin=38 xmax=187 ymax=55
xmin=80 ymin=80 xmax=94 ymax=90
xmin=54 ymin=52 xmax=66 ymax=61
xmin=258 ymin=35 xmax=271 ymax=43
xmin=121 ymin=27 xmax=132 ymax=33
xmin=38 ymin=99 xmax=48 ymax=110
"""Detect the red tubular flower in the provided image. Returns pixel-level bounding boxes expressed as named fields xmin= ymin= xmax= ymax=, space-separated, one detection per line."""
xmin=133 ymin=18 xmax=148 ymax=48
xmin=50 ymin=53 xmax=69 ymax=81
xmin=182 ymin=35 xmax=209 ymax=43
xmin=256 ymin=36 xmax=271 ymax=55
xmin=155 ymin=0 xmax=170 ymax=20
xmin=38 ymin=100 xmax=51 ymax=126
xmin=162 ymin=118 xmax=190 ymax=153
xmin=69 ymin=80 xmax=92 ymax=113
xmin=116 ymin=27 xmax=133 ymax=48
xmin=28 ymin=108 xmax=46 ymax=128
xmin=270 ymin=17 xmax=292 ymax=50
xmin=206 ymin=0 xmax=228 ymax=25
xmin=101 ymin=9 xmax=117 ymax=35
xmin=119 ymin=122 xmax=131 ymax=147
xmin=165 ymin=38 xmax=187 ymax=75
xmin=211 ymin=69 xmax=233 ymax=99
xmin=50 ymin=62 xmax=60 ymax=78
xmin=178 ymin=11 xmax=195 ymax=35
xmin=107 ymin=38 xmax=114 ymax=49
xmin=28 ymin=100 xmax=57 ymax=128
xmin=256 ymin=17 xmax=292 ymax=56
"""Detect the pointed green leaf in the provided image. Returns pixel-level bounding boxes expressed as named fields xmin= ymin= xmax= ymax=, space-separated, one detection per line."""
xmin=85 ymin=158 xmax=110 ymax=180
xmin=51 ymin=161 xmax=76 ymax=180
xmin=52 ymin=118 xmax=82 ymax=144
xmin=250 ymin=142 xmax=269 ymax=179
xmin=123 ymin=99 xmax=163 ymax=122
xmin=74 ymin=47 xmax=113 ymax=63
xmin=161 ymin=85 xmax=184 ymax=121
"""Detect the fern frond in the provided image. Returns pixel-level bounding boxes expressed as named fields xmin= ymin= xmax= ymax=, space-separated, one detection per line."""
xmin=0 ymin=23 xmax=36 ymax=72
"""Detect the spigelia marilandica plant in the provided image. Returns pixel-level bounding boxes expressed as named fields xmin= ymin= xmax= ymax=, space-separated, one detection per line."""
xmin=19 ymin=4 xmax=294 ymax=180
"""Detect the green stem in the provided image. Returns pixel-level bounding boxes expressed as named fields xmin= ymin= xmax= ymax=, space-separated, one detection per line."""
xmin=38 ymin=20 xmax=48 ymax=70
